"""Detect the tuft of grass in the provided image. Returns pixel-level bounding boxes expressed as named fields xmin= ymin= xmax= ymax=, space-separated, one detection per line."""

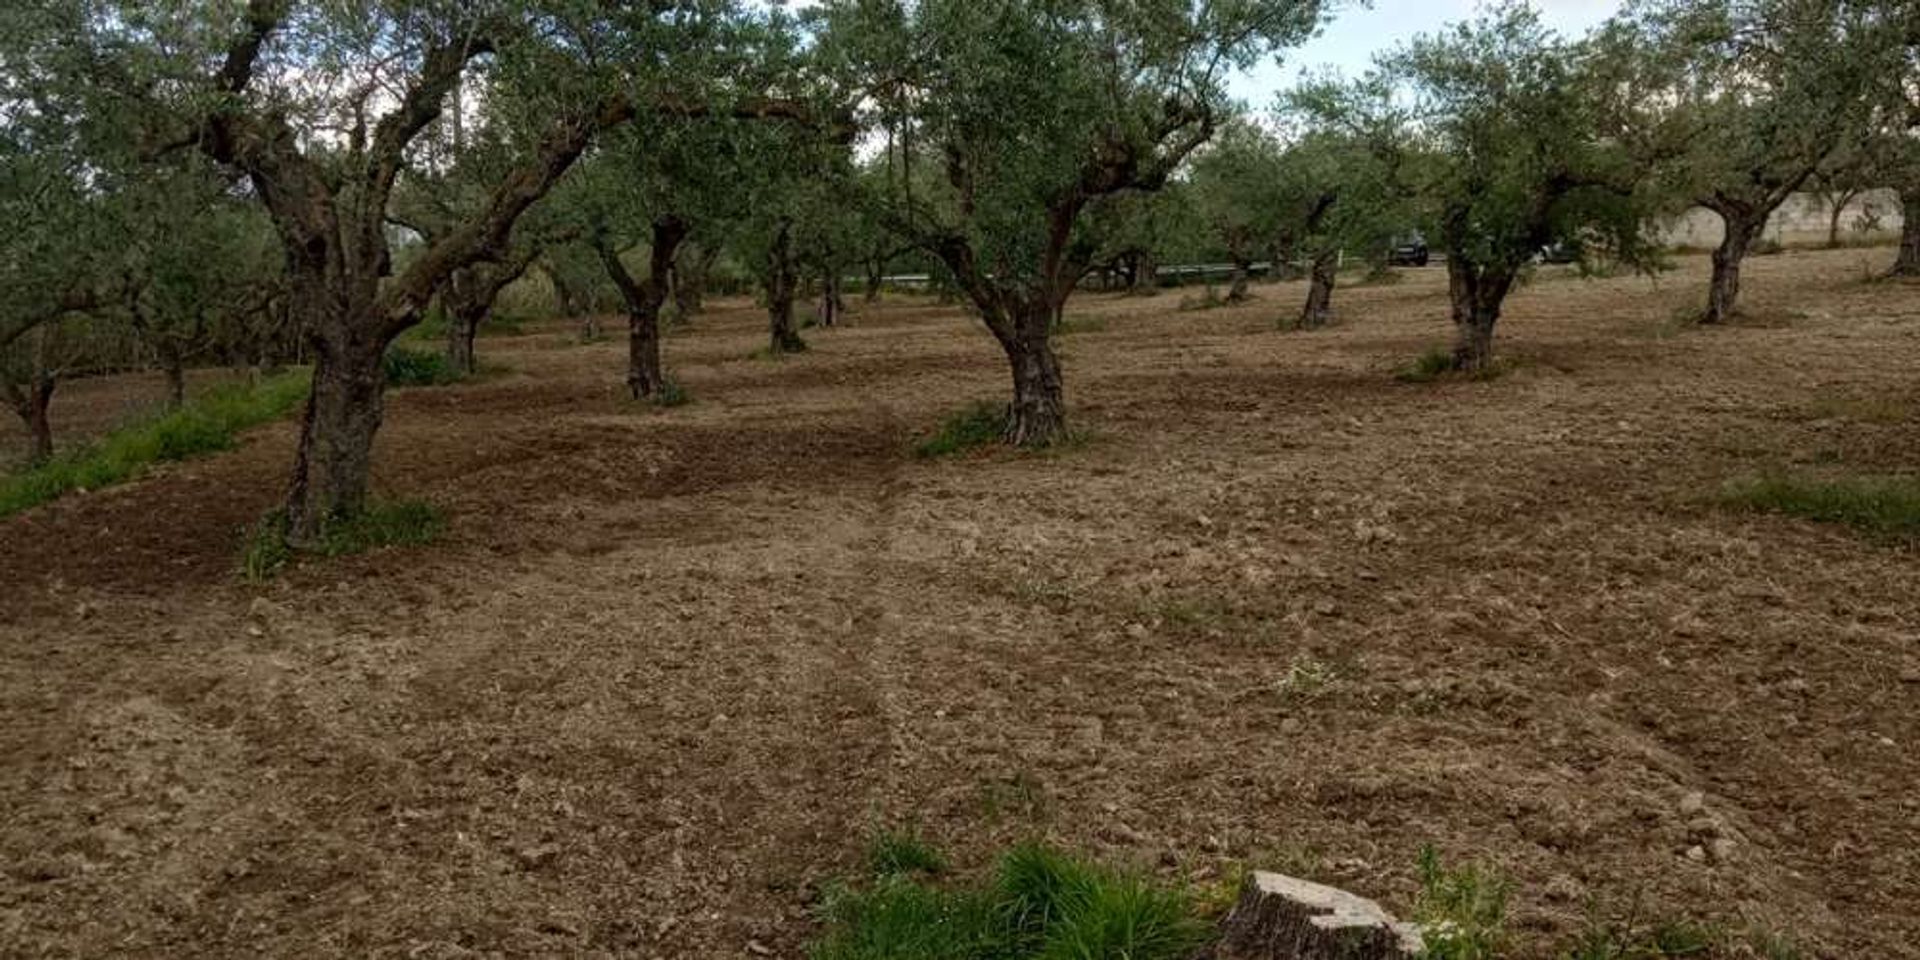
xmin=651 ymin=378 xmax=690 ymax=408
xmin=0 ymin=372 xmax=310 ymax=518
xmin=240 ymin=500 xmax=444 ymax=582
xmin=1397 ymin=348 xmax=1509 ymax=384
xmin=809 ymin=843 xmax=1206 ymax=960
xmin=384 ymin=346 xmax=464 ymax=387
xmin=1719 ymin=472 xmax=1920 ymax=542
xmin=866 ymin=829 xmax=950 ymax=878
xmin=914 ymin=402 xmax=1006 ymax=458
xmin=1397 ymin=348 xmax=1459 ymax=383
xmin=1414 ymin=846 xmax=1511 ymax=960
xmin=1563 ymin=905 xmax=1718 ymax=960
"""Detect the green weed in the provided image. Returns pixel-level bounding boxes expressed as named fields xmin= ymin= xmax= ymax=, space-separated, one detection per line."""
xmin=240 ymin=500 xmax=445 ymax=582
xmin=1414 ymin=846 xmax=1511 ymax=960
xmin=0 ymin=372 xmax=310 ymax=518
xmin=915 ymin=402 xmax=1006 ymax=458
xmin=383 ymin=346 xmax=463 ymax=387
xmin=809 ymin=844 xmax=1206 ymax=960
xmin=1719 ymin=472 xmax=1920 ymax=542
xmin=867 ymin=828 xmax=950 ymax=878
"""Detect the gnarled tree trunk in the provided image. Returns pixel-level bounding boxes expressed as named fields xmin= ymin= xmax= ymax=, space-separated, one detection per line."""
xmin=671 ymin=244 xmax=717 ymax=319
xmin=1706 ymin=209 xmax=1764 ymax=324
xmin=1299 ymin=249 xmax=1337 ymax=330
xmin=997 ymin=297 xmax=1067 ymax=446
xmin=1132 ymin=251 xmax=1158 ymax=295
xmin=160 ymin=348 xmax=187 ymax=410
xmin=1447 ymin=258 xmax=1515 ymax=373
xmin=594 ymin=216 xmax=688 ymax=400
xmin=285 ymin=311 xmax=389 ymax=546
xmin=1895 ymin=188 xmax=1920 ymax=278
xmin=865 ymin=257 xmax=885 ymax=302
xmin=1226 ymin=246 xmax=1252 ymax=303
xmin=6 ymin=374 xmax=56 ymax=466
xmin=766 ymin=220 xmax=806 ymax=354
xmin=817 ymin=267 xmax=845 ymax=327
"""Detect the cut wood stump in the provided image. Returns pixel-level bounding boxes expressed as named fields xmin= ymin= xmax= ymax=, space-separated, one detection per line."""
xmin=1209 ymin=871 xmax=1425 ymax=960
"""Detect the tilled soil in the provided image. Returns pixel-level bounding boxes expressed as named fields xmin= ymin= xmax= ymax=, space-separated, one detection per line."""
xmin=1 ymin=248 xmax=1917 ymax=958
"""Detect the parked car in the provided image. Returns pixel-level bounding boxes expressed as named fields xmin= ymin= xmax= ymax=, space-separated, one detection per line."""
xmin=1386 ymin=234 xmax=1430 ymax=267
xmin=1536 ymin=240 xmax=1581 ymax=264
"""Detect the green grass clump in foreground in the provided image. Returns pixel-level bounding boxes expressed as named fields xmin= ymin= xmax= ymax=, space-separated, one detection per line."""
xmin=0 ymin=372 xmax=310 ymax=518
xmin=914 ymin=402 xmax=1006 ymax=458
xmin=241 ymin=500 xmax=444 ymax=582
xmin=1720 ymin=472 xmax=1920 ymax=542
xmin=810 ymin=843 xmax=1205 ymax=960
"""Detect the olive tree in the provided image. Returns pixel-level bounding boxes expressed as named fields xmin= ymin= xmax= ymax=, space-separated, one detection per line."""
xmin=817 ymin=0 xmax=1330 ymax=445
xmin=1624 ymin=0 xmax=1881 ymax=321
xmin=1189 ymin=120 xmax=1286 ymax=302
xmin=1303 ymin=5 xmax=1660 ymax=371
xmin=74 ymin=1 xmax=815 ymax=545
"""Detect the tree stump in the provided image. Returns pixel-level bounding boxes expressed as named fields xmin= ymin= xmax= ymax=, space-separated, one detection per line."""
xmin=1209 ymin=872 xmax=1424 ymax=960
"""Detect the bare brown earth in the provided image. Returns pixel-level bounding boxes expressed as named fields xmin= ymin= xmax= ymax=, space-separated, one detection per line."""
xmin=2 ymin=248 xmax=1917 ymax=959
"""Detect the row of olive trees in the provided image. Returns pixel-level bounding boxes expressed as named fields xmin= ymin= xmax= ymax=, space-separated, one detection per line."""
xmin=1173 ymin=0 xmax=1915 ymax=372
xmin=4 ymin=0 xmax=1913 ymax=546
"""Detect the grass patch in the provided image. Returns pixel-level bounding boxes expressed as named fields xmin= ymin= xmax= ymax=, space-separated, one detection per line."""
xmin=809 ymin=843 xmax=1206 ymax=960
xmin=1397 ymin=348 xmax=1459 ymax=383
xmin=1565 ymin=911 xmax=1717 ymax=959
xmin=384 ymin=346 xmax=464 ymax=387
xmin=1396 ymin=348 xmax=1510 ymax=384
xmin=1414 ymin=846 xmax=1511 ymax=960
xmin=1719 ymin=472 xmax=1920 ymax=542
xmin=914 ymin=402 xmax=1006 ymax=458
xmin=651 ymin=378 xmax=690 ymax=408
xmin=0 ymin=372 xmax=310 ymax=518
xmin=1052 ymin=314 xmax=1108 ymax=336
xmin=866 ymin=829 xmax=950 ymax=878
xmin=240 ymin=499 xmax=445 ymax=582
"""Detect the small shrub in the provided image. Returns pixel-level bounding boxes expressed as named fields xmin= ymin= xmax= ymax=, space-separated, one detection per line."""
xmin=809 ymin=843 xmax=1206 ymax=960
xmin=384 ymin=346 xmax=462 ymax=387
xmin=0 ymin=372 xmax=309 ymax=518
xmin=1414 ymin=846 xmax=1510 ymax=960
xmin=914 ymin=402 xmax=1005 ymax=458
xmin=1719 ymin=472 xmax=1920 ymax=542
xmin=866 ymin=829 xmax=949 ymax=878
xmin=240 ymin=500 xmax=445 ymax=582
xmin=1397 ymin=348 xmax=1458 ymax=383
xmin=1749 ymin=238 xmax=1785 ymax=257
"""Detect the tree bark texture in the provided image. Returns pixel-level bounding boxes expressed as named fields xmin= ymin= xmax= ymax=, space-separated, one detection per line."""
xmin=6 ymin=375 xmax=57 ymax=466
xmin=594 ymin=217 xmax=688 ymax=400
xmin=1208 ymin=872 xmax=1423 ymax=960
xmin=285 ymin=323 xmax=387 ymax=546
xmin=999 ymin=299 xmax=1067 ymax=446
xmin=766 ymin=220 xmax=806 ymax=354
xmin=1896 ymin=187 xmax=1920 ymax=277
xmin=1706 ymin=209 xmax=1764 ymax=324
xmin=1299 ymin=250 xmax=1337 ymax=330
xmin=1447 ymin=258 xmax=1515 ymax=372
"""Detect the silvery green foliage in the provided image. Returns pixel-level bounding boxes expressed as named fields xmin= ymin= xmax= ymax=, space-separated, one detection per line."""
xmin=814 ymin=0 xmax=1332 ymax=295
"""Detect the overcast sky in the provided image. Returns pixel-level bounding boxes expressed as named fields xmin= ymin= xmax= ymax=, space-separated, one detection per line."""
xmin=1230 ymin=0 xmax=1624 ymax=106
